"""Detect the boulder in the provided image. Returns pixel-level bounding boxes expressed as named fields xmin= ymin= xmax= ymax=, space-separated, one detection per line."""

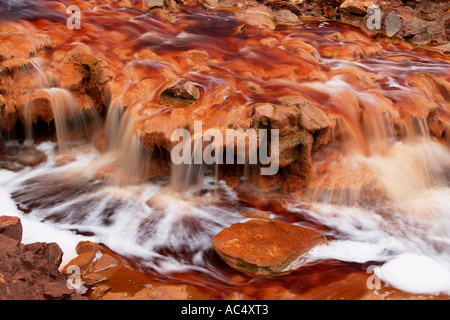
xmin=252 ymin=97 xmax=333 ymax=189
xmin=212 ymin=219 xmax=327 ymax=276
xmin=0 ymin=216 xmax=85 ymax=300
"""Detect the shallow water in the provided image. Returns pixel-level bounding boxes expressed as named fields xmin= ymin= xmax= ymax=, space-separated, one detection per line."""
xmin=0 ymin=140 xmax=449 ymax=297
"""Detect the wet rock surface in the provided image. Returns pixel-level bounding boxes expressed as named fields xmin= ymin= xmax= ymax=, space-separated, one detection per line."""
xmin=212 ymin=219 xmax=327 ymax=276
xmin=62 ymin=241 xmax=211 ymax=300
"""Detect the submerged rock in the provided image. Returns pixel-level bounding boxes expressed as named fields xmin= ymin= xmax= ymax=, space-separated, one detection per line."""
xmin=63 ymin=241 xmax=210 ymax=300
xmin=212 ymin=219 xmax=327 ymax=277
xmin=17 ymin=148 xmax=48 ymax=167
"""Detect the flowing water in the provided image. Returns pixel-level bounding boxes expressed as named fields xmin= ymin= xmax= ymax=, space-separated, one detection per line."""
xmin=1 ymin=1 xmax=450 ymax=299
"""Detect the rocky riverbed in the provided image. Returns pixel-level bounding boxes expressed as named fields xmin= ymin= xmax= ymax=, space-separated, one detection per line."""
xmin=0 ymin=0 xmax=449 ymax=300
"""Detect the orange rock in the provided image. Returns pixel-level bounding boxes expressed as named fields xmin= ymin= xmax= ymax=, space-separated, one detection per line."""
xmin=406 ymin=72 xmax=450 ymax=106
xmin=93 ymin=254 xmax=118 ymax=272
xmin=0 ymin=21 xmax=51 ymax=61
xmin=339 ymin=0 xmax=375 ymax=15
xmin=76 ymin=241 xmax=102 ymax=255
xmin=236 ymin=6 xmax=276 ymax=30
xmin=63 ymin=251 xmax=97 ymax=275
xmin=274 ymin=9 xmax=300 ymax=26
xmin=212 ymin=219 xmax=327 ymax=277
xmin=242 ymin=210 xmax=271 ymax=220
xmin=25 ymin=90 xmax=53 ymax=124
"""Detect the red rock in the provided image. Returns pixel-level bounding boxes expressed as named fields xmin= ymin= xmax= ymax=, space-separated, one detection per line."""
xmin=76 ymin=241 xmax=102 ymax=255
xmin=212 ymin=219 xmax=327 ymax=276
xmin=242 ymin=210 xmax=271 ymax=220
xmin=0 ymin=216 xmax=85 ymax=300
xmin=93 ymin=254 xmax=118 ymax=272
xmin=26 ymin=90 xmax=53 ymax=124
xmin=62 ymin=251 xmax=97 ymax=275
xmin=43 ymin=283 xmax=76 ymax=300
xmin=0 ymin=216 xmax=22 ymax=242
xmin=0 ymin=233 xmax=21 ymax=256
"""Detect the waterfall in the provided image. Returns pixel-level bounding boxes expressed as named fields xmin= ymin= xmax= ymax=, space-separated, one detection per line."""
xmin=45 ymin=88 xmax=101 ymax=152
xmin=103 ymin=101 xmax=153 ymax=185
xmin=305 ymin=104 xmax=450 ymax=205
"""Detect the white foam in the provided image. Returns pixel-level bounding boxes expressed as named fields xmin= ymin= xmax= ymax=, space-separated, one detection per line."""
xmin=0 ymin=170 xmax=98 ymax=269
xmin=305 ymin=240 xmax=390 ymax=263
xmin=378 ymin=253 xmax=450 ymax=295
xmin=289 ymin=185 xmax=450 ymax=295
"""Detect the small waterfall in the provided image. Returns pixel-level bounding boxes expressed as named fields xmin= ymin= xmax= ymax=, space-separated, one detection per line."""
xmin=21 ymin=58 xmax=51 ymax=144
xmin=26 ymin=58 xmax=51 ymax=89
xmin=19 ymin=57 xmax=101 ymax=150
xmin=169 ymin=135 xmax=207 ymax=194
xmin=103 ymin=102 xmax=152 ymax=185
xmin=23 ymin=100 xmax=35 ymax=147
xmin=306 ymin=108 xmax=450 ymax=205
xmin=45 ymin=88 xmax=101 ymax=152
xmin=104 ymin=101 xmax=126 ymax=152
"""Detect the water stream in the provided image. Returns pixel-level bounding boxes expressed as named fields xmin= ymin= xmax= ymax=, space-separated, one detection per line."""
xmin=1 ymin=1 xmax=450 ymax=298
